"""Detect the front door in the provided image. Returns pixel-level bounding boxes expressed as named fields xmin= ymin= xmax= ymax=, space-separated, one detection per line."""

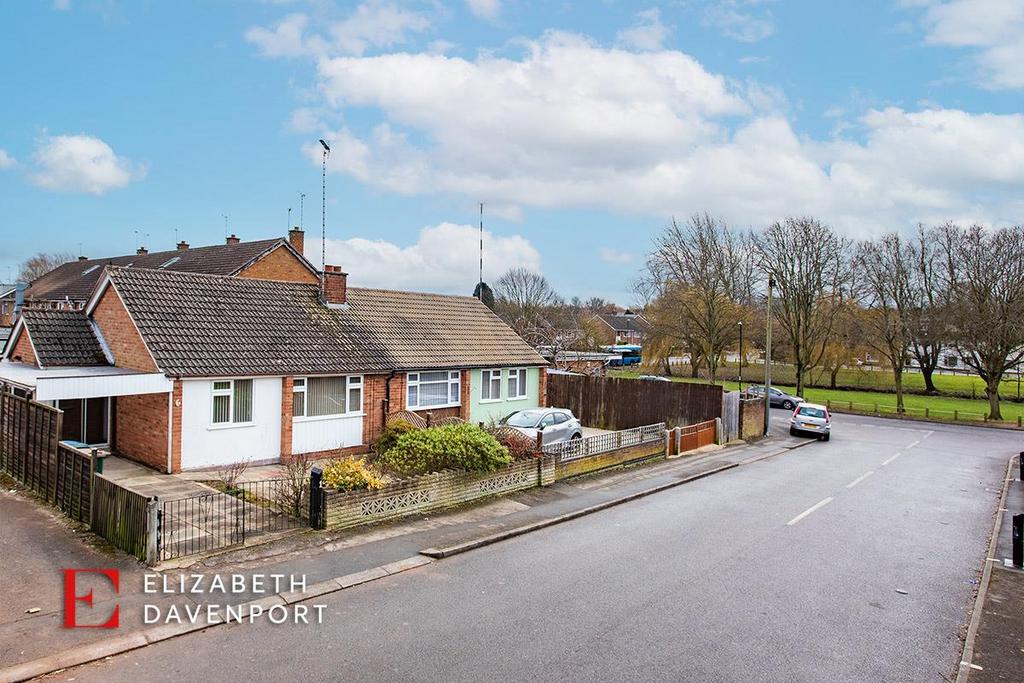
xmin=57 ymin=397 xmax=110 ymax=445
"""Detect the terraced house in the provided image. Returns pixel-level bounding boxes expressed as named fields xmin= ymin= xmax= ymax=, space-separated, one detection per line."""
xmin=0 ymin=233 xmax=548 ymax=472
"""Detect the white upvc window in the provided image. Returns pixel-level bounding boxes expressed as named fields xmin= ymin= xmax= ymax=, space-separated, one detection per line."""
xmin=481 ymin=369 xmax=502 ymax=401
xmin=292 ymin=376 xmax=362 ymax=419
xmin=211 ymin=379 xmax=253 ymax=425
xmin=407 ymin=370 xmax=460 ymax=409
xmin=507 ymin=368 xmax=528 ymax=400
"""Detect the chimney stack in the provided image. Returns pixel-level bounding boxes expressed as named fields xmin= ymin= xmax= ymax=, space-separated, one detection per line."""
xmin=323 ymin=265 xmax=347 ymax=306
xmin=78 ymin=255 xmax=88 ymax=262
xmin=136 ymin=247 xmax=148 ymax=255
xmin=226 ymin=234 xmax=240 ymax=245
xmin=288 ymin=227 xmax=304 ymax=255
xmin=176 ymin=241 xmax=189 ymax=251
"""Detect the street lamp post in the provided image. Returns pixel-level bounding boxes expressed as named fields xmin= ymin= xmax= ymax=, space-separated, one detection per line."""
xmin=737 ymin=321 xmax=744 ymax=392
xmin=764 ymin=277 xmax=774 ymax=437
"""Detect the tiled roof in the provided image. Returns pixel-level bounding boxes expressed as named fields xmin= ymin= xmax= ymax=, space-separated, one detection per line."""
xmin=20 ymin=309 xmax=108 ymax=367
xmin=596 ymin=312 xmax=650 ymax=333
xmin=344 ymin=288 xmax=548 ymax=370
xmin=106 ymin=267 xmax=394 ymax=377
xmin=24 ymin=238 xmax=306 ymax=302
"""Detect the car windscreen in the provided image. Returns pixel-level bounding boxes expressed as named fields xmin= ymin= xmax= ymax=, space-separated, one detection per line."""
xmin=797 ymin=407 xmax=826 ymax=418
xmin=506 ymin=410 xmax=544 ymax=427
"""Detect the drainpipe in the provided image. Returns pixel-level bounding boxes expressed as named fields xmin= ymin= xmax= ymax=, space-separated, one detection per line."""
xmin=383 ymin=370 xmax=397 ymax=426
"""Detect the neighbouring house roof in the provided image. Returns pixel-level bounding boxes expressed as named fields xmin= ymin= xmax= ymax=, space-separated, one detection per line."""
xmin=104 ymin=266 xmax=394 ymax=377
xmin=595 ymin=312 xmax=651 ymax=334
xmin=23 ymin=238 xmax=310 ymax=303
xmin=18 ymin=309 xmax=108 ymax=367
xmin=344 ymin=288 xmax=548 ymax=370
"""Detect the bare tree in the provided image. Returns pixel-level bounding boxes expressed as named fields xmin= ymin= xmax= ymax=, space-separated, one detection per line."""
xmin=754 ymin=217 xmax=853 ymax=397
xmin=642 ymin=214 xmax=751 ymax=383
xmin=494 ymin=267 xmax=561 ymax=335
xmin=856 ymin=234 xmax=916 ymax=413
xmin=939 ymin=224 xmax=1024 ymax=420
xmin=905 ymin=225 xmax=947 ymax=393
xmin=18 ymin=251 xmax=76 ymax=282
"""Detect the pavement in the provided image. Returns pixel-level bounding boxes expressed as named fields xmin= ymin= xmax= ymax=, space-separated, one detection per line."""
xmin=961 ymin=454 xmax=1024 ymax=682
xmin=10 ymin=411 xmax=1016 ymax=682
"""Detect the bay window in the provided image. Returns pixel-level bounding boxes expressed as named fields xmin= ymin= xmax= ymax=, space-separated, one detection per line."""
xmin=292 ymin=376 xmax=362 ymax=418
xmin=407 ymin=371 xmax=460 ymax=409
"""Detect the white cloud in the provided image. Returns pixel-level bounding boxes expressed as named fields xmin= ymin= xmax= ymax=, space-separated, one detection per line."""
xmin=315 ymin=222 xmax=541 ymax=293
xmin=908 ymin=0 xmax=1024 ymax=89
xmin=53 ymin=0 xmax=71 ymax=10
xmin=265 ymin=24 xmax=1024 ymax=237
xmin=245 ymin=1 xmax=430 ymax=58
xmin=616 ymin=8 xmax=670 ymax=51
xmin=0 ymin=149 xmax=15 ymax=169
xmin=600 ymin=248 xmax=634 ymax=265
xmin=465 ymin=0 xmax=501 ymax=22
xmin=31 ymin=134 xmax=143 ymax=195
xmin=702 ymin=1 xmax=776 ymax=43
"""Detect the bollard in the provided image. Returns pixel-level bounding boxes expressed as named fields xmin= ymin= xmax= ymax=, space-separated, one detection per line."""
xmin=1013 ymin=514 xmax=1024 ymax=568
xmin=309 ymin=467 xmax=324 ymax=529
xmin=1019 ymin=452 xmax=1024 ymax=482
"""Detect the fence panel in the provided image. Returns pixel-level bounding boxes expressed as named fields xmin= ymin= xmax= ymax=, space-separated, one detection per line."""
xmin=547 ymin=373 xmax=722 ymax=430
xmin=0 ymin=391 xmax=62 ymax=497
xmin=55 ymin=443 xmax=92 ymax=523
xmin=721 ymin=391 xmax=740 ymax=442
xmin=159 ymin=478 xmax=309 ymax=561
xmin=91 ymin=475 xmax=151 ymax=561
xmin=544 ymin=423 xmax=665 ymax=462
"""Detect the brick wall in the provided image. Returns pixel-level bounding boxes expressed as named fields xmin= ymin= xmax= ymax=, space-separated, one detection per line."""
xmin=115 ymin=391 xmax=168 ymax=471
xmin=322 ymin=457 xmax=545 ymax=530
xmin=538 ymin=366 xmax=549 ymax=407
xmin=8 ymin=328 xmax=36 ymax=365
xmin=92 ymin=286 xmax=158 ymax=372
xmin=389 ymin=371 xmax=469 ymax=424
xmin=554 ymin=441 xmax=663 ymax=480
xmin=236 ymin=244 xmax=318 ymax=284
xmin=362 ymin=374 xmax=387 ymax=447
xmin=280 ymin=377 xmax=293 ymax=460
xmin=739 ymin=398 xmax=765 ymax=440
xmin=170 ymin=381 xmax=182 ymax=472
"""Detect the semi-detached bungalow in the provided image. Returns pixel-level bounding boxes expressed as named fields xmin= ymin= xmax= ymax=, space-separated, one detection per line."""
xmin=0 ymin=256 xmax=548 ymax=472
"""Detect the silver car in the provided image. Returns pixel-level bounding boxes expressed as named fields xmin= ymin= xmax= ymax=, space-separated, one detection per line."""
xmin=502 ymin=408 xmax=583 ymax=446
xmin=789 ymin=403 xmax=831 ymax=441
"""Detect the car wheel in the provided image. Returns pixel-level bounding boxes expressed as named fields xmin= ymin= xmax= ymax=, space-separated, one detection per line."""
xmin=570 ymin=432 xmax=582 ymax=440
xmin=789 ymin=427 xmax=797 ymax=436
xmin=823 ymin=433 xmax=830 ymax=442
xmin=782 ymin=400 xmax=794 ymax=410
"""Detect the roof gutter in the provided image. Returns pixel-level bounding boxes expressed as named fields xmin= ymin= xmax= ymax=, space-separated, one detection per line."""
xmin=383 ymin=369 xmax=397 ymax=427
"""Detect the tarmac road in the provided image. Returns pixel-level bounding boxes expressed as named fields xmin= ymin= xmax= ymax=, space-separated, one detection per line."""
xmin=54 ymin=413 xmax=1015 ymax=683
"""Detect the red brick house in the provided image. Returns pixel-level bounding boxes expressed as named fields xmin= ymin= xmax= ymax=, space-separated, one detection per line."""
xmin=0 ymin=241 xmax=548 ymax=473
xmin=589 ymin=310 xmax=651 ymax=346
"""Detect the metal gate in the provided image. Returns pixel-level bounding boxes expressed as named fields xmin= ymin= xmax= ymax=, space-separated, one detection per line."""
xmin=722 ymin=391 xmax=740 ymax=442
xmin=158 ymin=478 xmax=309 ymax=561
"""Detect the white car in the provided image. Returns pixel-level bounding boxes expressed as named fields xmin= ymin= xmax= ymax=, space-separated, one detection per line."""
xmin=637 ymin=375 xmax=672 ymax=382
xmin=502 ymin=408 xmax=583 ymax=446
xmin=789 ymin=403 xmax=831 ymax=441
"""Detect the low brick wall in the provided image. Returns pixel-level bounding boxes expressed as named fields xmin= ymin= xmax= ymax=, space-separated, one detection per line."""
xmin=554 ymin=441 xmax=665 ymax=480
xmin=322 ymin=457 xmax=548 ymax=530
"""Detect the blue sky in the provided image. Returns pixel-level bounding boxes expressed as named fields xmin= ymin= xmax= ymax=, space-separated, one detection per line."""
xmin=1 ymin=1 xmax=1021 ymax=303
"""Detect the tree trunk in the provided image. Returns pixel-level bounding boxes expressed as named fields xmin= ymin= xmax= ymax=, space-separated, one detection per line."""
xmin=921 ymin=366 xmax=938 ymax=394
xmin=690 ymin=359 xmax=700 ymax=378
xmin=893 ymin=364 xmax=904 ymax=414
xmin=794 ymin=360 xmax=805 ymax=397
xmin=987 ymin=379 xmax=1003 ymax=421
xmin=829 ymin=366 xmax=839 ymax=390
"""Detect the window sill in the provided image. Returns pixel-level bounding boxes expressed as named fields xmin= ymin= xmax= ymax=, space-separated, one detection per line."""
xmin=506 ymin=396 xmax=530 ymax=402
xmin=294 ymin=412 xmax=364 ymax=423
xmin=479 ymin=398 xmax=502 ymax=404
xmin=207 ymin=422 xmax=255 ymax=431
xmin=408 ymin=403 xmax=461 ymax=411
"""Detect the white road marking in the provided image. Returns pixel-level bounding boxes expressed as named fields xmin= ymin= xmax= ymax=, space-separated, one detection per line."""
xmin=786 ymin=497 xmax=834 ymax=526
xmin=846 ymin=471 xmax=874 ymax=489
xmin=881 ymin=452 xmax=901 ymax=466
xmin=906 ymin=439 xmax=921 ymax=449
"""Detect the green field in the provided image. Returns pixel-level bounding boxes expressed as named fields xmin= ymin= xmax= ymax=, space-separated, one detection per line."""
xmin=609 ymin=369 xmax=1024 ymax=425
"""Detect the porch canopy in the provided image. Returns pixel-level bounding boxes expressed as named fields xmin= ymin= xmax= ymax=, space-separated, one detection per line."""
xmin=0 ymin=361 xmax=171 ymax=401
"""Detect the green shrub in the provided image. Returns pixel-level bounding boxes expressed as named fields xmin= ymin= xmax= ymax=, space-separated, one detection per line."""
xmin=373 ymin=419 xmax=417 ymax=455
xmin=379 ymin=423 xmax=512 ymax=477
xmin=321 ymin=457 xmax=384 ymax=492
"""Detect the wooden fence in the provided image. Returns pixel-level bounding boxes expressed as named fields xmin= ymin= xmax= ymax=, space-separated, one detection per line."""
xmin=0 ymin=390 xmax=63 ymax=493
xmin=547 ymin=373 xmax=723 ymax=430
xmin=92 ymin=475 xmax=153 ymax=561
